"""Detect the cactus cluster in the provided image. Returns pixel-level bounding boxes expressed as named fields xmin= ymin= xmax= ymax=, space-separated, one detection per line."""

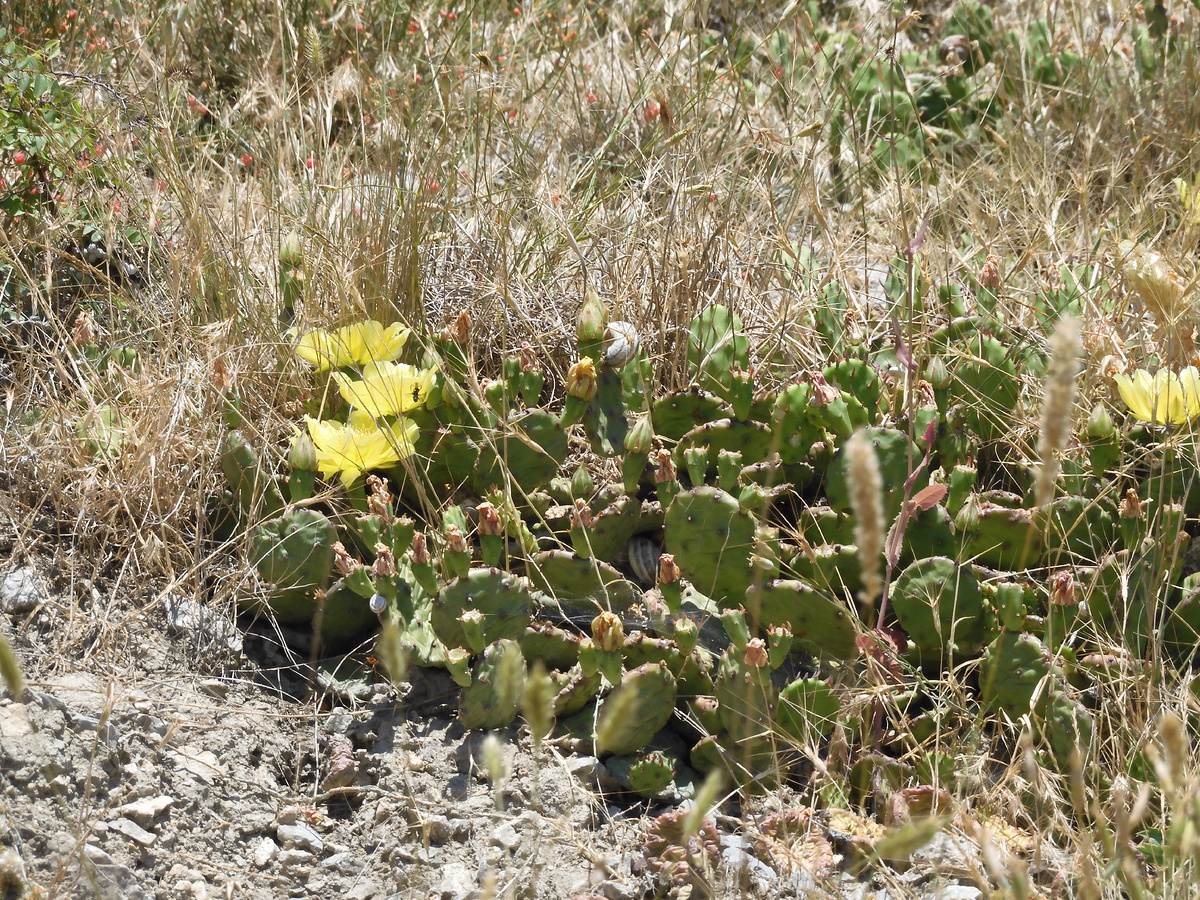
xmin=215 ymin=237 xmax=1200 ymax=800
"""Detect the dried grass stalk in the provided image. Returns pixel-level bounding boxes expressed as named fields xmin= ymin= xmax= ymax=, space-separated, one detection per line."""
xmin=1036 ymin=315 xmax=1082 ymax=510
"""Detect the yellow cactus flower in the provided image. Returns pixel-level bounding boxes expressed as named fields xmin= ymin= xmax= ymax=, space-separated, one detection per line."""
xmin=304 ymin=411 xmax=418 ymax=484
xmin=331 ymin=362 xmax=435 ymax=417
xmin=1112 ymin=367 xmax=1200 ymax=426
xmin=295 ymin=320 xmax=410 ymax=371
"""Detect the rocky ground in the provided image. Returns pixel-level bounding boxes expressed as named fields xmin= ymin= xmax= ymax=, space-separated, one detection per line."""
xmin=0 ymin=557 xmax=1062 ymax=900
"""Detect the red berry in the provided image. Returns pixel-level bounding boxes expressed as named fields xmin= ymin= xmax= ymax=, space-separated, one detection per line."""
xmin=13 ymin=151 xmax=27 ymax=165
xmin=240 ymin=153 xmax=253 ymax=166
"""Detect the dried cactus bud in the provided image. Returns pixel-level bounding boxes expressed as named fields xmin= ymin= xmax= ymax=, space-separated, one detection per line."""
xmin=366 ymin=474 xmax=392 ymax=518
xmin=743 ymin=637 xmax=769 ymax=668
xmin=577 ymin=286 xmax=608 ymax=342
xmin=592 ymin=611 xmax=625 ymax=652
xmin=1120 ymin=488 xmax=1144 ymax=520
xmin=445 ymin=523 xmax=469 ymax=553
xmin=280 ymin=231 xmax=304 ymax=267
xmin=517 ymin=341 xmax=538 ymax=373
xmin=979 ymin=253 xmax=1001 ymax=288
xmin=810 ymin=373 xmax=839 ymax=406
xmin=72 ymin=310 xmax=96 ymax=346
xmin=332 ymin=541 xmax=362 ymax=576
xmin=372 ymin=543 xmax=396 ymax=578
xmin=1049 ymin=571 xmax=1077 ymax=607
xmin=567 ymin=357 xmax=598 ymax=401
xmin=653 ymin=449 xmax=676 ymax=483
xmin=410 ymin=531 xmax=430 ymax=565
xmin=571 ymin=498 xmax=594 ymax=529
xmin=657 ymin=553 xmax=681 ymax=585
xmin=452 ymin=310 xmax=471 ymax=345
xmin=477 ymin=500 xmax=504 ymax=537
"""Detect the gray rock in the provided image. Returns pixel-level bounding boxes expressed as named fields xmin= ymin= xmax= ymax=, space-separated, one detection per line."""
xmin=424 ymin=814 xmax=452 ymax=844
xmin=910 ymin=832 xmax=972 ymax=872
xmin=163 ymin=593 xmax=243 ymax=654
xmin=489 ymin=822 xmax=521 ymax=852
xmin=276 ymin=848 xmax=313 ymax=870
xmin=108 ymin=817 xmax=156 ymax=846
xmin=277 ymin=823 xmax=324 ymax=854
xmin=253 ymin=837 xmax=279 ymax=868
xmin=1 ymin=568 xmax=46 ymax=614
xmin=598 ymin=880 xmax=638 ymax=900
xmin=722 ymin=844 xmax=777 ymax=889
xmin=439 ymin=862 xmax=475 ymax=897
xmin=197 ymin=679 xmax=228 ymax=700
xmin=116 ymin=795 xmax=174 ymax=826
xmin=80 ymin=843 xmax=147 ymax=899
xmin=933 ymin=886 xmax=983 ymax=900
xmin=319 ymin=852 xmax=365 ymax=874
xmin=566 ymin=755 xmax=600 ymax=783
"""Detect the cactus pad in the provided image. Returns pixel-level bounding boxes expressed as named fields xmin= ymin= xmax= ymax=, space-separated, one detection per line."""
xmin=459 ymin=639 xmax=527 ymax=730
xmin=432 ymin=568 xmax=533 ymax=652
xmin=653 ymin=387 xmax=734 ymax=441
xmin=248 ymin=509 xmax=336 ymax=623
xmin=664 ymin=486 xmax=757 ymax=607
xmin=744 ymin=579 xmax=858 ymax=660
xmin=595 ymin=662 xmax=678 ymax=755
xmin=890 ymin=556 xmax=985 ymax=660
xmin=526 ymin=550 xmax=642 ymax=609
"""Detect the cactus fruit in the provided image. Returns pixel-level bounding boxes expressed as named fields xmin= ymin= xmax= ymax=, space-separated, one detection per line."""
xmin=627 ymin=750 xmax=678 ymax=797
xmin=664 ymin=486 xmax=758 ymax=607
xmin=595 ymin=662 xmax=678 ymax=755
xmin=459 ymin=639 xmax=527 ymax=730
xmin=248 ymin=509 xmax=336 ymax=622
xmin=744 ymin=580 xmax=859 ymax=660
xmin=432 ymin=568 xmax=532 ymax=653
xmin=889 ymin=557 xmax=985 ymax=660
xmin=526 ymin=550 xmax=642 ymax=609
xmin=776 ymin=677 xmax=840 ymax=745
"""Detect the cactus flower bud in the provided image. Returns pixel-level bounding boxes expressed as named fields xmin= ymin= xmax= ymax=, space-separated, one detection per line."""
xmin=567 ymin=357 xmax=598 ymax=401
xmin=518 ymin=341 xmax=538 ymax=373
xmin=653 ymin=449 xmax=676 ymax=483
xmin=289 ymin=432 xmax=319 ymax=472
xmin=570 ymin=465 xmax=595 ymax=501
xmin=1049 ymin=571 xmax=1077 ymax=607
xmin=332 ymin=541 xmax=362 ymax=577
xmin=577 ymin=286 xmax=608 ymax=342
xmin=1120 ymin=488 xmax=1144 ymax=520
xmin=571 ymin=498 xmax=594 ymax=529
xmin=477 ymin=500 xmax=505 ymax=536
xmin=809 ymin=373 xmax=839 ymax=406
xmin=372 ymin=543 xmax=396 ymax=578
xmin=280 ymin=231 xmax=304 ymax=268
xmin=626 ymin=415 xmax=655 ymax=455
xmin=366 ymin=474 xmax=392 ymax=519
xmin=978 ymin=253 xmax=1001 ymax=289
xmin=1086 ymin=403 xmax=1117 ymax=441
xmin=452 ymin=310 xmax=471 ymax=345
xmin=925 ymin=356 xmax=951 ymax=390
xmin=592 ymin=611 xmax=625 ymax=652
xmin=743 ymin=637 xmax=769 ymax=668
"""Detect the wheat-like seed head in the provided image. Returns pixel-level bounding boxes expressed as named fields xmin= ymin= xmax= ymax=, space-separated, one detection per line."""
xmin=845 ymin=429 xmax=884 ymax=610
xmin=1035 ymin=315 xmax=1082 ymax=510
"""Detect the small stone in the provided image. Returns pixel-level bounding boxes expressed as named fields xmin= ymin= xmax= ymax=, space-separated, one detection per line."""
xmin=253 ymin=837 xmax=279 ymax=868
xmin=170 ymin=746 xmax=223 ymax=784
xmin=566 ymin=756 xmax=600 ymax=783
xmin=197 ymin=679 xmax=228 ymax=700
xmin=162 ymin=593 xmax=243 ymax=654
xmin=1 ymin=568 xmax=47 ymax=614
xmin=276 ymin=823 xmax=324 ymax=854
xmin=117 ymin=795 xmax=174 ymax=826
xmin=489 ymin=822 xmax=521 ymax=852
xmin=424 ymin=814 xmax=452 ymax=844
xmin=319 ymin=852 xmax=365 ymax=874
xmin=598 ymin=881 xmax=637 ymax=900
xmin=345 ymin=880 xmax=382 ymax=900
xmin=108 ymin=818 xmax=156 ymax=846
xmin=722 ymin=845 xmax=777 ymax=885
xmin=933 ymin=886 xmax=983 ymax=900
xmin=276 ymin=849 xmax=313 ymax=870
xmin=439 ymin=862 xmax=474 ymax=897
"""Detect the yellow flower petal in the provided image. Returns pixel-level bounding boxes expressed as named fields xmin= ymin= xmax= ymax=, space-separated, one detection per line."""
xmin=305 ymin=414 xmax=419 ymax=484
xmin=1114 ymin=367 xmax=1200 ymax=426
xmin=333 ymin=362 xmax=435 ymax=417
xmin=295 ymin=320 xmax=411 ymax=371
xmin=1113 ymin=371 xmax=1155 ymax=423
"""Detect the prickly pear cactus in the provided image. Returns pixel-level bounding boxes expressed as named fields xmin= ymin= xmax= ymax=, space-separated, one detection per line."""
xmin=652 ymin=387 xmax=734 ymax=442
xmin=776 ymin=677 xmax=840 ymax=745
xmin=472 ymin=409 xmax=567 ymax=494
xmin=459 ymin=639 xmax=527 ymax=730
xmin=628 ymin=749 xmax=678 ymax=797
xmin=595 ymin=662 xmax=678 ymax=756
xmin=714 ymin=641 xmax=779 ymax=783
xmin=664 ymin=486 xmax=757 ymax=607
xmin=673 ymin=419 xmax=774 ymax=479
xmin=825 ymin=427 xmax=925 ymax=523
xmin=526 ymin=550 xmax=642 ymax=609
xmin=248 ymin=508 xmax=336 ymax=622
xmin=687 ymin=305 xmax=750 ymax=402
xmin=955 ymin=496 xmax=1041 ymax=570
xmin=980 ymin=631 xmax=1054 ymax=717
xmin=744 ymin=579 xmax=859 ymax=660
xmin=889 ymin=557 xmax=985 ymax=660
xmin=432 ymin=568 xmax=532 ymax=653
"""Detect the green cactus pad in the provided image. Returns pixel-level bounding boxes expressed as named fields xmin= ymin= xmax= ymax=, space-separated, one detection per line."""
xmin=583 ymin=492 xmax=642 ymax=563
xmin=673 ymin=418 xmax=775 ymax=479
xmin=933 ymin=323 xmax=1026 ymax=442
xmin=825 ymin=427 xmax=925 ymax=523
xmin=221 ymin=430 xmax=285 ymax=522
xmin=785 ymin=543 xmax=863 ymax=600
xmin=714 ymin=645 xmax=780 ymax=783
xmin=583 ymin=368 xmax=628 ymax=457
xmin=744 ymin=579 xmax=859 ymax=660
xmin=520 ymin=621 xmax=581 ymax=670
xmin=526 ymin=550 xmax=642 ymax=609
xmin=823 ymin=359 xmax=884 ymax=425
xmin=776 ymin=677 xmax=840 ymax=744
xmin=248 ymin=509 xmax=336 ymax=623
xmin=900 ymin=505 xmax=958 ymax=563
xmin=595 ymin=662 xmax=678 ymax=755
xmin=664 ymin=486 xmax=758 ymax=607
xmin=890 ymin=557 xmax=985 ymax=660
xmin=772 ymin=383 xmax=823 ymax=465
xmin=687 ymin=305 xmax=750 ymax=402
xmin=473 ymin=409 xmax=568 ymax=494
xmin=397 ymin=427 xmax=479 ymax=499
xmin=1039 ymin=690 xmax=1093 ymax=771
xmin=459 ymin=639 xmax=527 ymax=730
xmin=955 ymin=497 xmax=1041 ymax=570
xmin=551 ymin=664 xmax=603 ymax=716
xmin=627 ymin=750 xmax=678 ymax=797
xmin=798 ymin=506 xmax=857 ymax=547
xmin=1040 ymin=495 xmax=1116 ymax=566
xmin=981 ymin=631 xmax=1054 ymax=716
xmin=652 ymin=387 xmax=734 ymax=441
xmin=432 ymin=568 xmax=533 ymax=652
xmin=313 ymin=581 xmax=379 ymax=647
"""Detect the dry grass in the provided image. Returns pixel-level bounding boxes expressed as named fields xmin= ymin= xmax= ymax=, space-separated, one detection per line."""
xmin=6 ymin=0 xmax=1200 ymax=896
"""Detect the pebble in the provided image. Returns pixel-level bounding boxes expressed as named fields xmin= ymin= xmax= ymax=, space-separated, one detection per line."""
xmin=108 ymin=817 xmax=157 ymax=846
xmin=319 ymin=852 xmax=365 ymax=874
xmin=117 ymin=794 xmax=174 ymax=826
xmin=197 ymin=679 xmax=228 ymax=700
xmin=598 ymin=880 xmax=638 ymax=900
xmin=0 ymin=568 xmax=47 ymax=614
xmin=162 ymin=593 xmax=243 ymax=654
xmin=276 ymin=848 xmax=313 ymax=870
xmin=439 ymin=862 xmax=475 ymax=897
xmin=933 ymin=886 xmax=983 ymax=900
xmin=566 ymin=756 xmax=600 ymax=783
xmin=489 ymin=822 xmax=521 ymax=852
xmin=424 ymin=814 xmax=452 ymax=844
xmin=170 ymin=745 xmax=223 ymax=784
xmin=276 ymin=823 xmax=324 ymax=854
xmin=252 ymin=837 xmax=279 ymax=868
